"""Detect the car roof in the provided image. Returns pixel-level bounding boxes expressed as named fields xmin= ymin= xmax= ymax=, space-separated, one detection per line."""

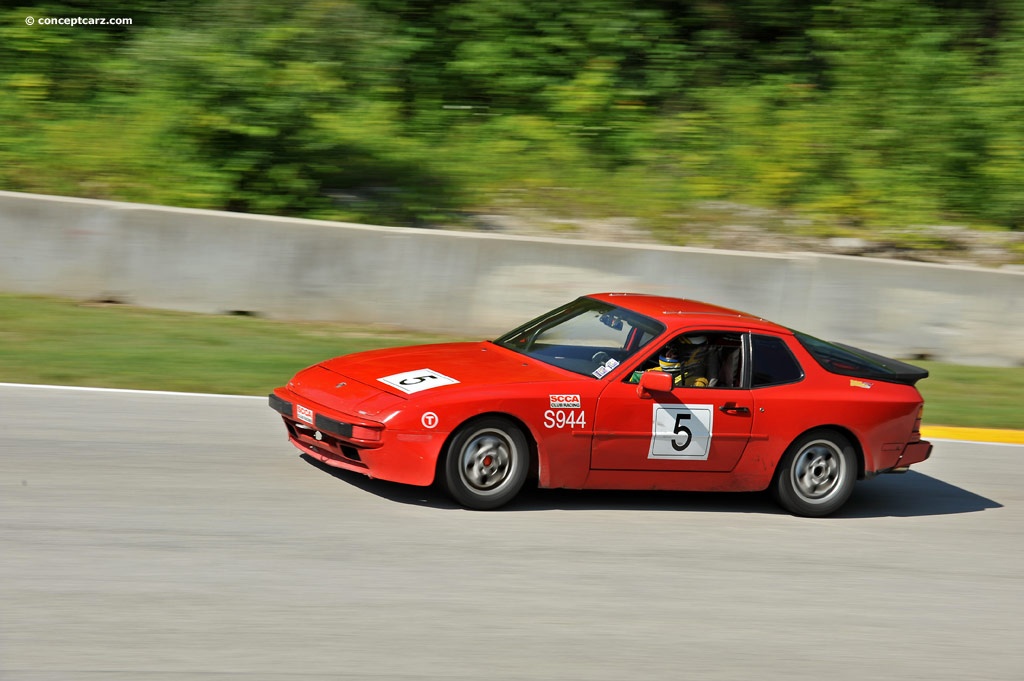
xmin=586 ymin=292 xmax=791 ymax=335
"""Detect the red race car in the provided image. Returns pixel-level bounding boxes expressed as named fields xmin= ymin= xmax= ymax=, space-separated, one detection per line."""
xmin=269 ymin=293 xmax=931 ymax=516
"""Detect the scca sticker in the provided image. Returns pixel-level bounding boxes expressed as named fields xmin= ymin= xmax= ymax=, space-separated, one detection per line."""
xmin=648 ymin=403 xmax=714 ymax=460
xmin=378 ymin=368 xmax=459 ymax=394
xmin=296 ymin=404 xmax=314 ymax=425
xmin=549 ymin=394 xmax=581 ymax=409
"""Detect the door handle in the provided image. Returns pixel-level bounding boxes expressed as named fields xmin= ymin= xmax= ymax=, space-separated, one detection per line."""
xmin=719 ymin=404 xmax=750 ymax=415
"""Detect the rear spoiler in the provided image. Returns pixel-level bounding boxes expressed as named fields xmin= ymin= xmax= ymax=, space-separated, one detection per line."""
xmin=832 ymin=343 xmax=930 ymax=386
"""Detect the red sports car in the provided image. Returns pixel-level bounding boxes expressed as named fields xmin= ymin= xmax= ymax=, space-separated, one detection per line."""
xmin=269 ymin=293 xmax=931 ymax=516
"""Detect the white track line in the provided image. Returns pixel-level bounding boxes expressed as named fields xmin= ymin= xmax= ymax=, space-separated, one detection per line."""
xmin=0 ymin=382 xmax=265 ymax=400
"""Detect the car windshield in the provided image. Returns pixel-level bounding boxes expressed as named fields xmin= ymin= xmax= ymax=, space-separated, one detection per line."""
xmin=493 ymin=297 xmax=665 ymax=378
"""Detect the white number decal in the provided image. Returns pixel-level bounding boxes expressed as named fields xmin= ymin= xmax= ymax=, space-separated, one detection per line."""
xmin=378 ymin=369 xmax=459 ymax=394
xmin=543 ymin=410 xmax=587 ymax=429
xmin=648 ymin=404 xmax=714 ymax=460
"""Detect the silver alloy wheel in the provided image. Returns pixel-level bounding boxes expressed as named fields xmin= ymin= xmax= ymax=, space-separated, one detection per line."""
xmin=791 ymin=439 xmax=845 ymax=501
xmin=459 ymin=428 xmax=515 ymax=493
xmin=444 ymin=417 xmax=530 ymax=510
xmin=772 ymin=429 xmax=856 ymax=517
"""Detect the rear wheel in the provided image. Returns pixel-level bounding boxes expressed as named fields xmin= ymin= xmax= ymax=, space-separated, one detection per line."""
xmin=443 ymin=417 xmax=529 ymax=510
xmin=772 ymin=430 xmax=856 ymax=517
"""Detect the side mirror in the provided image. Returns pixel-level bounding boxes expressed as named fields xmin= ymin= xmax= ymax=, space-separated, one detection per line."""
xmin=637 ymin=370 xmax=673 ymax=398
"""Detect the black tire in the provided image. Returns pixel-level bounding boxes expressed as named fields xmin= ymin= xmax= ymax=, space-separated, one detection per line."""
xmin=771 ymin=429 xmax=857 ymax=517
xmin=443 ymin=417 xmax=530 ymax=510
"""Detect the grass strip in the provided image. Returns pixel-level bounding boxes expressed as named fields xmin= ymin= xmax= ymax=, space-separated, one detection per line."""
xmin=1 ymin=294 xmax=1019 ymax=430
xmin=0 ymin=294 xmax=459 ymax=396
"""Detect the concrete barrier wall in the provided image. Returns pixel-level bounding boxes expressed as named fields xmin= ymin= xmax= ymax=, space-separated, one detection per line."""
xmin=1 ymin=190 xmax=1021 ymax=366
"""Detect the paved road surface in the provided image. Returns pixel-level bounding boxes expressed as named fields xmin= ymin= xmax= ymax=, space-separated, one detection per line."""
xmin=1 ymin=385 xmax=1021 ymax=680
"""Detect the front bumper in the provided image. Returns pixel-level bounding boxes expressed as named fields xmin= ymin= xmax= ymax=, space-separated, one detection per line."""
xmin=269 ymin=391 xmax=443 ymax=486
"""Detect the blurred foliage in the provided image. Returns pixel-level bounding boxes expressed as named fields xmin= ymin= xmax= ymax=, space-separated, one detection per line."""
xmin=2 ymin=0 xmax=1023 ymax=233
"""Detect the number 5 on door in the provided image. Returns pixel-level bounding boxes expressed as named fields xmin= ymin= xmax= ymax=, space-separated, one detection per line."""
xmin=649 ymin=404 xmax=714 ymax=460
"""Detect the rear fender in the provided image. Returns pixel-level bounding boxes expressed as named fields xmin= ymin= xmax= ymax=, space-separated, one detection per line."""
xmin=780 ymin=425 xmax=866 ymax=480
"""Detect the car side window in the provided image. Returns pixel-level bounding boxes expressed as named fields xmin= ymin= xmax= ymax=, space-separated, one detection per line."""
xmin=751 ymin=334 xmax=804 ymax=387
xmin=627 ymin=331 xmax=745 ymax=388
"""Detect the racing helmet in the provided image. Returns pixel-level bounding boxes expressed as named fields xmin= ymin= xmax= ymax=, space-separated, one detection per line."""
xmin=658 ymin=346 xmax=681 ymax=373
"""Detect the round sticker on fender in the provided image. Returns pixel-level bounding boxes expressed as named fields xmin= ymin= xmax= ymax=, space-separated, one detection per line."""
xmin=648 ymin=404 xmax=714 ymax=460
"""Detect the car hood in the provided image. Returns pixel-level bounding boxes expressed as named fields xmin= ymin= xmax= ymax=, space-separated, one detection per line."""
xmin=292 ymin=342 xmax=580 ymax=416
xmin=322 ymin=342 xmax=576 ymax=393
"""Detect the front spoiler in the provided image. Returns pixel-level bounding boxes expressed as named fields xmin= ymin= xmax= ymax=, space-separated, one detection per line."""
xmin=268 ymin=391 xmax=442 ymax=486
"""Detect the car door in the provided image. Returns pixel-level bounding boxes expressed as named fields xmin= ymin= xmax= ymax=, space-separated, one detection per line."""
xmin=590 ymin=331 xmax=753 ymax=472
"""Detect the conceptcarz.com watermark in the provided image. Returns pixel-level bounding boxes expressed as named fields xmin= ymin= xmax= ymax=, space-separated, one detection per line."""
xmin=25 ymin=16 xmax=133 ymax=27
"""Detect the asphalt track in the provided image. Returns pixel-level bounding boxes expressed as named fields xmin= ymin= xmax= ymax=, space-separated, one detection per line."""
xmin=2 ymin=384 xmax=1021 ymax=681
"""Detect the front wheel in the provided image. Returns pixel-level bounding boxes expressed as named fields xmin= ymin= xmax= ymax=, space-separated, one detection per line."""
xmin=443 ymin=417 xmax=530 ymax=510
xmin=772 ymin=430 xmax=857 ymax=517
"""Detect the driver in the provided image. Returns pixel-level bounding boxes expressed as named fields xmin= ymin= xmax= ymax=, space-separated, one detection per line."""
xmin=656 ymin=344 xmax=684 ymax=386
xmin=629 ymin=336 xmax=711 ymax=387
xmin=629 ymin=343 xmax=684 ymax=386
